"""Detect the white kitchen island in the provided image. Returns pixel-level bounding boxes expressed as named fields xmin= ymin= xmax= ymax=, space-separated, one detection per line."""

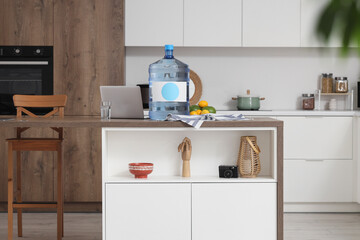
xmin=0 ymin=116 xmax=283 ymax=240
xmin=101 ymin=118 xmax=283 ymax=240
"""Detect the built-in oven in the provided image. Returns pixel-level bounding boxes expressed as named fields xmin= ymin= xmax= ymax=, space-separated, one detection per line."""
xmin=0 ymin=46 xmax=53 ymax=115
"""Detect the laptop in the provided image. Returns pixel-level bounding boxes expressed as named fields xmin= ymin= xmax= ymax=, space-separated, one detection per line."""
xmin=100 ymin=86 xmax=144 ymax=119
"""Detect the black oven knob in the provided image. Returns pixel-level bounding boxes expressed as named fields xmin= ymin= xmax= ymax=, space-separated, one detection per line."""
xmin=34 ymin=48 xmax=44 ymax=56
xmin=13 ymin=47 xmax=22 ymax=56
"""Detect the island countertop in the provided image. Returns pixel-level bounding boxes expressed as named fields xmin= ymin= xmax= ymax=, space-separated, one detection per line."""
xmin=0 ymin=116 xmax=283 ymax=128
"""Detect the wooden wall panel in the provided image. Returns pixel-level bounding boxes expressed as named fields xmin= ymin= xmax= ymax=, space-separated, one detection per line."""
xmin=1 ymin=0 xmax=53 ymax=45
xmin=0 ymin=0 xmax=55 ymax=206
xmin=0 ymin=127 xmax=55 ymax=203
xmin=54 ymin=0 xmax=124 ymax=115
xmin=0 ymin=0 xmax=4 ymax=44
xmin=62 ymin=128 xmax=102 ymax=202
xmin=20 ymin=129 xmax=55 ymax=202
xmin=54 ymin=0 xmax=124 ymax=203
xmin=0 ymin=127 xmax=15 ymax=202
xmin=0 ymin=0 xmax=124 ymax=209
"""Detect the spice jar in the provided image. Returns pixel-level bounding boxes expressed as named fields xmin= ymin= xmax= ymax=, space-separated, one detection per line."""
xmin=335 ymin=77 xmax=348 ymax=93
xmin=302 ymin=94 xmax=315 ymax=110
xmin=321 ymin=73 xmax=333 ymax=93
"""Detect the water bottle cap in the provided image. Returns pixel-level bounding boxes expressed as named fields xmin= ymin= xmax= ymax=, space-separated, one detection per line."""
xmin=165 ymin=45 xmax=174 ymax=51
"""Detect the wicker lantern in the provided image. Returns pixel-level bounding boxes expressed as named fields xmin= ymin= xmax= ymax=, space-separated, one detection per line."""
xmin=237 ymin=136 xmax=261 ymax=178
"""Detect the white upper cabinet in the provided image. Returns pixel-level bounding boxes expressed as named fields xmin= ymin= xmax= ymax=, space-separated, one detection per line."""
xmin=301 ymin=0 xmax=342 ymax=47
xmin=242 ymin=0 xmax=301 ymax=47
xmin=125 ymin=0 xmax=183 ymax=46
xmin=184 ymin=0 xmax=242 ymax=47
xmin=125 ymin=0 xmax=351 ymax=48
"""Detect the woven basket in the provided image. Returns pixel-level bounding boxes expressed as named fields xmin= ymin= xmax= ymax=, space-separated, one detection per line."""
xmin=237 ymin=136 xmax=261 ymax=178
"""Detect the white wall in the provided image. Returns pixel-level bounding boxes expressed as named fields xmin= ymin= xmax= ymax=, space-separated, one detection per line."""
xmin=125 ymin=47 xmax=360 ymax=110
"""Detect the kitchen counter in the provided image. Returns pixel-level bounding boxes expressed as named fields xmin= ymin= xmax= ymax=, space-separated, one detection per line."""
xmin=0 ymin=116 xmax=282 ymax=128
xmin=217 ymin=110 xmax=357 ymax=116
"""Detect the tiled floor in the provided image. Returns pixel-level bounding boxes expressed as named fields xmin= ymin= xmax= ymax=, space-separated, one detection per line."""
xmin=0 ymin=213 xmax=359 ymax=240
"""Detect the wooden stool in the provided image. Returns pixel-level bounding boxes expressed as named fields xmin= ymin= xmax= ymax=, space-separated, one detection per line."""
xmin=7 ymin=95 xmax=67 ymax=240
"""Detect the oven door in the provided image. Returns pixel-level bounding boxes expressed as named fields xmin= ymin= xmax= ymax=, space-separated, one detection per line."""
xmin=0 ymin=60 xmax=53 ymax=115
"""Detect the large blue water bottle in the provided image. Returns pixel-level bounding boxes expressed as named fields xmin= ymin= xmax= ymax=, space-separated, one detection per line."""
xmin=149 ymin=45 xmax=190 ymax=120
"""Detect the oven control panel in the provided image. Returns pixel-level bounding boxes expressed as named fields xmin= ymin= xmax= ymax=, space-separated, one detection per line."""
xmin=0 ymin=46 xmax=52 ymax=57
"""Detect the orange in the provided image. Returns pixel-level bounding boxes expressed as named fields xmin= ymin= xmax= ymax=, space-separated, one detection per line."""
xmin=198 ymin=100 xmax=208 ymax=108
xmin=190 ymin=111 xmax=198 ymax=115
xmin=196 ymin=109 xmax=202 ymax=115
xmin=201 ymin=109 xmax=210 ymax=115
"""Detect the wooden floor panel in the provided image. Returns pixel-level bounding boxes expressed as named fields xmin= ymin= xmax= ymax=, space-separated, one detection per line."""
xmin=284 ymin=213 xmax=360 ymax=240
xmin=0 ymin=213 xmax=359 ymax=240
xmin=0 ymin=213 xmax=101 ymax=240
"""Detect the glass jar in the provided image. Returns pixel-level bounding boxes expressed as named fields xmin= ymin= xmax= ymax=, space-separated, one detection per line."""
xmin=302 ymin=94 xmax=315 ymax=110
xmin=321 ymin=73 xmax=333 ymax=93
xmin=335 ymin=77 xmax=348 ymax=93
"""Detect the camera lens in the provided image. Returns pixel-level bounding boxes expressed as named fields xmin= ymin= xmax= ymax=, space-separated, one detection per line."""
xmin=224 ymin=169 xmax=233 ymax=178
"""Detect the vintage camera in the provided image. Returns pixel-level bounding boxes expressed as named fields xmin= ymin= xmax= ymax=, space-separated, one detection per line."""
xmin=218 ymin=165 xmax=238 ymax=178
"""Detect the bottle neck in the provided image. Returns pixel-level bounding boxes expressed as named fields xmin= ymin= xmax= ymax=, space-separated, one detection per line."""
xmin=164 ymin=50 xmax=174 ymax=59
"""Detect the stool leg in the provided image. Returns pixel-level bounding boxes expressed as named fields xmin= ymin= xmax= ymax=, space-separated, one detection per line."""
xmin=61 ymin=145 xmax=64 ymax=237
xmin=57 ymin=145 xmax=63 ymax=240
xmin=8 ymin=143 xmax=13 ymax=240
xmin=16 ymin=151 xmax=23 ymax=237
xmin=62 ymin=154 xmax=64 ymax=238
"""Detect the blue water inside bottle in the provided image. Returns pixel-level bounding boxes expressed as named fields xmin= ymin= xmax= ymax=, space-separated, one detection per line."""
xmin=149 ymin=45 xmax=190 ymax=120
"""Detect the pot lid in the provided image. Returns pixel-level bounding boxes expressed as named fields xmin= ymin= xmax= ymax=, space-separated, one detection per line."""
xmin=238 ymin=89 xmax=260 ymax=98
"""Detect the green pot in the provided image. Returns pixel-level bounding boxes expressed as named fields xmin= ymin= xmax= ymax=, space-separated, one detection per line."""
xmin=232 ymin=96 xmax=265 ymax=110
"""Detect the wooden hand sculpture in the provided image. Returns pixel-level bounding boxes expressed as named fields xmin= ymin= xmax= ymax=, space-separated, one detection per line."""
xmin=178 ymin=137 xmax=192 ymax=177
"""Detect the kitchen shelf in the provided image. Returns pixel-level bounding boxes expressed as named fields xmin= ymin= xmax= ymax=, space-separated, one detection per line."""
xmin=315 ymin=89 xmax=354 ymax=111
xmin=105 ymin=175 xmax=276 ymax=183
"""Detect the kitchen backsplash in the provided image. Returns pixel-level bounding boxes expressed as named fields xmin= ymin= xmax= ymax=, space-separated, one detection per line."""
xmin=125 ymin=47 xmax=360 ymax=110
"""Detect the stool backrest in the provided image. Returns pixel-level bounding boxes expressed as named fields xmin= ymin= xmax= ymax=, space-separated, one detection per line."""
xmin=13 ymin=95 xmax=67 ymax=118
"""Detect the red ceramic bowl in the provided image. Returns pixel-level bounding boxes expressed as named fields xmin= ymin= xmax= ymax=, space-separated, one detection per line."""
xmin=129 ymin=163 xmax=153 ymax=179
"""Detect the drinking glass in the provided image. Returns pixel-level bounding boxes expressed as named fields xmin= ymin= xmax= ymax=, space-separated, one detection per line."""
xmin=101 ymin=101 xmax=111 ymax=120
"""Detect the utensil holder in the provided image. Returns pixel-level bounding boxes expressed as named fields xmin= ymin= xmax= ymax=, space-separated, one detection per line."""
xmin=237 ymin=136 xmax=261 ymax=178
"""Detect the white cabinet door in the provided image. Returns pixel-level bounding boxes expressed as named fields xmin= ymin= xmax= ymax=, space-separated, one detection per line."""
xmin=184 ymin=0 xmax=242 ymax=46
xmin=125 ymin=0 xmax=183 ymax=46
xmin=357 ymin=117 xmax=360 ymax=204
xmin=278 ymin=117 xmax=353 ymax=160
xmin=284 ymin=160 xmax=353 ymax=202
xmin=105 ymin=183 xmax=191 ymax=240
xmin=243 ymin=0 xmax=301 ymax=47
xmin=192 ymin=183 xmax=277 ymax=240
xmin=301 ymin=0 xmax=342 ymax=47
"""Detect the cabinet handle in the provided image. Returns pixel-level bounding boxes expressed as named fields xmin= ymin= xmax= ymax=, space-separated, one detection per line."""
xmin=305 ymin=159 xmax=325 ymax=162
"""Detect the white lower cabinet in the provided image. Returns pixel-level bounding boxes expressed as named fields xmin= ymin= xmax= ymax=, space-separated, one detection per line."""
xmin=277 ymin=117 xmax=353 ymax=160
xmin=192 ymin=183 xmax=277 ymax=240
xmin=277 ymin=116 xmax=354 ymax=205
xmin=284 ymin=160 xmax=353 ymax=202
xmin=106 ymin=183 xmax=277 ymax=240
xmin=105 ymin=183 xmax=191 ymax=240
xmin=358 ymin=117 xmax=360 ymax=204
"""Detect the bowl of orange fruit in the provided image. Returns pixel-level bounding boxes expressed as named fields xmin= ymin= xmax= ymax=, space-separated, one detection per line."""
xmin=189 ymin=100 xmax=216 ymax=115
